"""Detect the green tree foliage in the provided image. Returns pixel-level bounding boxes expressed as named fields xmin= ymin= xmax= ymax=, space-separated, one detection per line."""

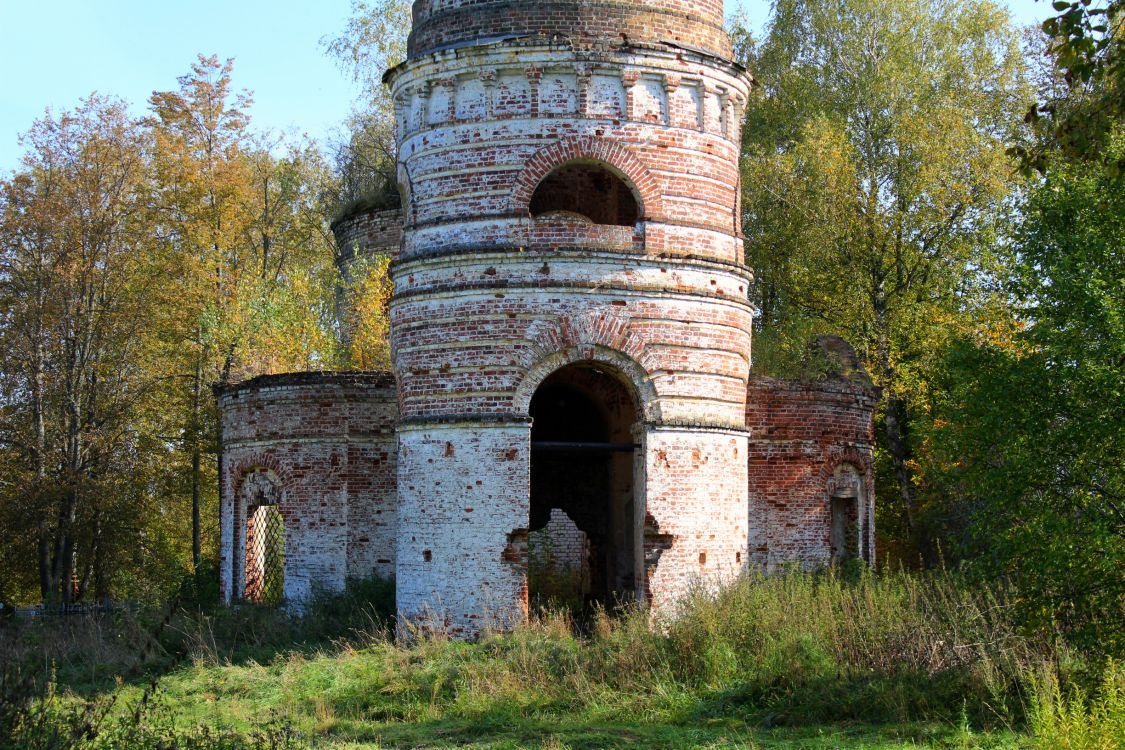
xmin=0 ymin=59 xmax=344 ymax=606
xmin=0 ymin=96 xmax=167 ymax=603
xmin=321 ymin=0 xmax=408 ymax=373
xmin=933 ymin=129 xmax=1125 ymax=655
xmin=322 ymin=0 xmax=411 ymax=214
xmin=149 ymin=55 xmax=256 ymax=567
xmin=1015 ymin=0 xmax=1123 ymax=171
xmin=148 ymin=55 xmax=341 ymax=570
xmin=740 ymin=0 xmax=1028 ymax=554
xmin=342 ymin=254 xmax=394 ymax=370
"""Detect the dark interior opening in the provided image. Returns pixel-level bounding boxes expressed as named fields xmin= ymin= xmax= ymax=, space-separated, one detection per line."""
xmin=830 ymin=496 xmax=860 ymax=564
xmin=529 ymin=363 xmax=639 ymax=612
xmin=529 ymin=162 xmax=640 ymax=226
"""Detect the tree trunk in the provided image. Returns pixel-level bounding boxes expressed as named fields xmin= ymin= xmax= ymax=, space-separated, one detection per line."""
xmin=873 ymin=290 xmax=917 ymax=538
xmin=91 ymin=508 xmax=109 ymax=601
xmin=32 ymin=260 xmax=52 ymax=602
xmin=33 ymin=350 xmax=51 ymax=600
xmin=60 ymin=531 xmax=75 ymax=605
xmin=882 ymin=394 xmax=916 ymax=534
xmin=192 ymin=355 xmax=203 ymax=568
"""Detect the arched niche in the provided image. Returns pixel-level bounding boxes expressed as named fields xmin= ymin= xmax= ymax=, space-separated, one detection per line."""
xmin=529 ymin=161 xmax=641 ymax=227
xmin=511 ymin=137 xmax=662 ymax=220
xmin=827 ymin=463 xmax=869 ymax=565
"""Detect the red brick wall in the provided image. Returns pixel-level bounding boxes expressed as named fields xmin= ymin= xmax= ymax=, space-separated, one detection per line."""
xmin=216 ymin=373 xmax=399 ymax=604
xmin=408 ymin=0 xmax=732 ymax=59
xmin=215 ymin=1 xmax=878 ymax=632
xmin=332 ymin=206 xmax=404 ymax=270
xmin=745 ymin=376 xmax=878 ymax=569
xmin=386 ymin=11 xmax=754 ymax=632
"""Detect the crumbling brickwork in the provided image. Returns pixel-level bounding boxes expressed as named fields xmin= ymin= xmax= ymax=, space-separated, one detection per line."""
xmin=216 ymin=373 xmax=399 ymax=604
xmin=332 ymin=206 xmax=404 ymax=349
xmin=332 ymin=206 xmax=403 ymax=269
xmin=407 ymin=0 xmax=733 ymax=59
xmin=530 ymin=509 xmax=588 ymax=574
xmin=745 ymin=370 xmax=878 ymax=569
xmin=386 ymin=0 xmax=754 ymax=634
xmin=215 ymin=0 xmax=878 ymax=634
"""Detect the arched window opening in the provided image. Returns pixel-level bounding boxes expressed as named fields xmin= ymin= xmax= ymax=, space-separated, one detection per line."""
xmin=245 ymin=505 xmax=285 ymax=604
xmin=529 ymin=162 xmax=640 ymax=226
xmin=237 ymin=469 xmax=285 ymax=605
xmin=529 ymin=363 xmax=640 ymax=614
xmin=828 ymin=464 xmax=866 ymax=565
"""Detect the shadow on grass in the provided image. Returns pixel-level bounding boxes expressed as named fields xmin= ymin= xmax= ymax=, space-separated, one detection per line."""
xmin=312 ymin=714 xmax=1017 ymax=749
xmin=0 ymin=575 xmax=397 ymax=699
xmin=684 ymin=669 xmax=1024 ymax=730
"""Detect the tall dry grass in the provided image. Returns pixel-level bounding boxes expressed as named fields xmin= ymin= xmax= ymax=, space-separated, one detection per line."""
xmin=3 ymin=569 xmax=1121 ymax=748
xmin=438 ymin=569 xmax=1042 ymax=727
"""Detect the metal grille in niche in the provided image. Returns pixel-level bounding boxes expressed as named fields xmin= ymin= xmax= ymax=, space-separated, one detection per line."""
xmin=245 ymin=505 xmax=285 ymax=604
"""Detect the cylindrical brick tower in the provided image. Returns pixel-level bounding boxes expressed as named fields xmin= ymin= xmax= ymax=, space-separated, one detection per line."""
xmin=387 ymin=0 xmax=753 ymax=635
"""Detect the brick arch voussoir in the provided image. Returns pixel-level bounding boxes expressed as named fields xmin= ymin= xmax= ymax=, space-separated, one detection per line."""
xmin=229 ymin=454 xmax=291 ymax=515
xmin=821 ymin=447 xmax=876 ymax=501
xmin=513 ymin=344 xmax=661 ymax=423
xmin=511 ymin=137 xmax=663 ymax=219
xmin=229 ymin=454 xmax=292 ymax=604
xmin=822 ymin=447 xmax=877 ymax=563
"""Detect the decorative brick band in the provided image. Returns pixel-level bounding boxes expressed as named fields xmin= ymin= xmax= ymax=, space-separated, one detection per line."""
xmin=398 ymin=415 xmax=534 ymax=428
xmin=389 ymin=279 xmax=757 ymax=305
xmin=214 ymin=371 xmax=397 ymax=399
xmin=390 ymin=247 xmax=755 ymax=279
xmin=644 ymin=421 xmax=750 ymax=434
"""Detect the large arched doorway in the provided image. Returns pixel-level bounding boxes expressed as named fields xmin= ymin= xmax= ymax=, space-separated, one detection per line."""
xmin=528 ymin=363 xmax=641 ymax=611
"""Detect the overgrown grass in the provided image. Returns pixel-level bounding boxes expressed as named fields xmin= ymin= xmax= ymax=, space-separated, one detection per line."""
xmin=3 ymin=570 xmax=1122 ymax=749
xmin=0 ymin=575 xmax=396 ymax=697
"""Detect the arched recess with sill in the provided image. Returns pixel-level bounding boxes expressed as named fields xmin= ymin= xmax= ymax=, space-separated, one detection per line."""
xmin=827 ymin=463 xmax=869 ymax=565
xmin=511 ymin=137 xmax=662 ymax=223
xmin=529 ymin=161 xmax=641 ymax=227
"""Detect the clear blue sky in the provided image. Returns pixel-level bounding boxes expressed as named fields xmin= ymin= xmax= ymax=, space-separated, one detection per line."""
xmin=0 ymin=0 xmax=1050 ymax=174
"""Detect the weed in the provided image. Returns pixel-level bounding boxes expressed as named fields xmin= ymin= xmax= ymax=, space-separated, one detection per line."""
xmin=1029 ymin=659 xmax=1125 ymax=749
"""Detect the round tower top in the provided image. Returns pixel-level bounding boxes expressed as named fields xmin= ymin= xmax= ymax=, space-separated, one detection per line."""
xmin=407 ymin=0 xmax=732 ymax=60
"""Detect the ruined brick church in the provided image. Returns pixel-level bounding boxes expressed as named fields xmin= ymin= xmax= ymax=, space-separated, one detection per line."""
xmin=216 ymin=0 xmax=878 ymax=636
